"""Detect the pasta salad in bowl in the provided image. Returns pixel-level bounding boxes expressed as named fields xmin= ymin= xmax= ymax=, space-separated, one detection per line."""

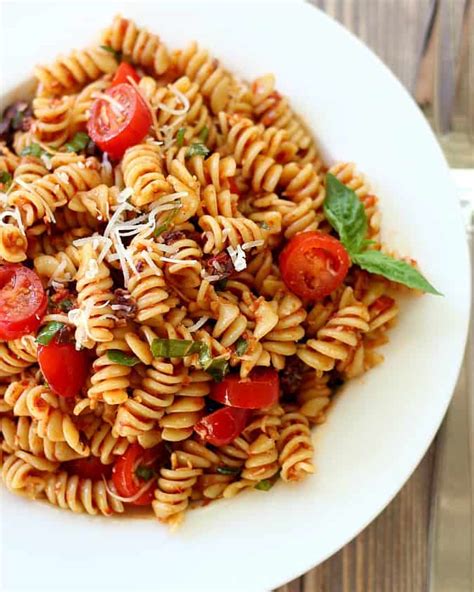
xmin=0 ymin=3 xmax=469 ymax=591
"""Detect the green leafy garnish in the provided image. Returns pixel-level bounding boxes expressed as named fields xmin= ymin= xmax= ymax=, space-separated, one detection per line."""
xmin=59 ymin=299 xmax=74 ymax=312
xmin=198 ymin=126 xmax=209 ymax=143
xmin=0 ymin=171 xmax=12 ymax=190
xmin=185 ymin=142 xmax=210 ymax=159
xmin=216 ymin=466 xmax=240 ymax=475
xmin=151 ymin=338 xmax=202 ymax=358
xmin=204 ymin=357 xmax=229 ymax=382
xmin=351 ymin=251 xmax=441 ymax=295
xmin=107 ymin=350 xmax=141 ymax=366
xmin=259 ymin=221 xmax=270 ymax=231
xmin=135 ymin=465 xmax=156 ymax=481
xmin=154 ymin=207 xmax=180 ymax=237
xmin=65 ymin=132 xmax=90 ymax=153
xmin=101 ymin=44 xmax=122 ymax=62
xmin=215 ymin=278 xmax=228 ymax=291
xmin=20 ymin=143 xmax=45 ymax=158
xmin=36 ymin=322 xmax=64 ymax=345
xmin=323 ymin=173 xmax=441 ymax=295
xmin=176 ymin=127 xmax=186 ymax=147
xmin=255 ymin=479 xmax=274 ymax=491
xmin=197 ymin=343 xmax=212 ymax=367
xmin=234 ymin=337 xmax=248 ymax=356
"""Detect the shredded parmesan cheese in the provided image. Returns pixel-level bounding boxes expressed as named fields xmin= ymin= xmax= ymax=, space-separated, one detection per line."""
xmin=102 ymin=477 xmax=155 ymax=503
xmin=158 ymin=84 xmax=190 ymax=116
xmin=0 ymin=207 xmax=26 ymax=236
xmin=102 ymin=152 xmax=113 ymax=178
xmin=241 ymin=240 xmax=265 ymax=251
xmin=160 ymin=256 xmax=200 ymax=266
xmin=40 ymin=153 xmax=53 ymax=170
xmin=56 ymin=171 xmax=69 ymax=183
xmin=227 ymin=244 xmax=247 ymax=271
xmin=187 ymin=316 xmax=209 ymax=332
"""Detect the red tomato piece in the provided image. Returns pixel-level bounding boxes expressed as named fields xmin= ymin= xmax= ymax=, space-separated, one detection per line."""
xmin=37 ymin=338 xmax=89 ymax=398
xmin=371 ymin=295 xmax=395 ymax=315
xmin=210 ymin=368 xmax=280 ymax=410
xmin=87 ymin=83 xmax=151 ymax=160
xmin=66 ymin=457 xmax=111 ymax=480
xmin=0 ymin=265 xmax=47 ymax=340
xmin=194 ymin=407 xmax=250 ymax=446
xmin=279 ymin=231 xmax=350 ymax=301
xmin=112 ymin=444 xmax=159 ymax=506
xmin=112 ymin=62 xmax=141 ymax=86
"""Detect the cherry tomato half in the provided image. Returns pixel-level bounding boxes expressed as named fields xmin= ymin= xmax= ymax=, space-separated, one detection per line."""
xmin=66 ymin=457 xmax=112 ymax=481
xmin=0 ymin=265 xmax=47 ymax=340
xmin=112 ymin=444 xmax=160 ymax=506
xmin=38 ymin=338 xmax=89 ymax=398
xmin=87 ymin=83 xmax=151 ymax=160
xmin=210 ymin=368 xmax=280 ymax=410
xmin=194 ymin=407 xmax=250 ymax=446
xmin=112 ymin=62 xmax=141 ymax=86
xmin=279 ymin=231 xmax=350 ymax=301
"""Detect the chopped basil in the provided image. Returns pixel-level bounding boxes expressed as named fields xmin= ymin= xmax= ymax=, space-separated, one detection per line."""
xmin=154 ymin=207 xmax=180 ymax=237
xmin=198 ymin=126 xmax=209 ymax=143
xmin=65 ymin=132 xmax=90 ymax=153
xmin=323 ymin=173 xmax=441 ymax=295
xmin=204 ymin=357 xmax=229 ymax=382
xmin=255 ymin=479 xmax=274 ymax=491
xmin=198 ymin=343 xmax=212 ymax=367
xmin=234 ymin=337 xmax=248 ymax=357
xmin=20 ymin=143 xmax=44 ymax=158
xmin=59 ymin=299 xmax=74 ymax=312
xmin=135 ymin=465 xmax=156 ymax=481
xmin=0 ymin=171 xmax=12 ymax=190
xmin=100 ymin=44 xmax=122 ymax=62
xmin=216 ymin=466 xmax=240 ymax=475
xmin=106 ymin=350 xmax=141 ymax=366
xmin=36 ymin=322 xmax=65 ymax=345
xmin=176 ymin=127 xmax=186 ymax=147
xmin=151 ymin=338 xmax=203 ymax=358
xmin=185 ymin=142 xmax=210 ymax=159
xmin=215 ymin=278 xmax=228 ymax=291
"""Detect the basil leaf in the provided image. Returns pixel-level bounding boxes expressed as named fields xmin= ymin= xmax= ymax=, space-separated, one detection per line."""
xmin=151 ymin=338 xmax=203 ymax=358
xmin=216 ymin=466 xmax=240 ymax=475
xmin=204 ymin=358 xmax=229 ymax=382
xmin=36 ymin=322 xmax=64 ymax=345
xmin=352 ymin=250 xmax=441 ymax=295
xmin=20 ymin=143 xmax=44 ymax=158
xmin=185 ymin=142 xmax=210 ymax=159
xmin=107 ymin=350 xmax=141 ymax=366
xmin=0 ymin=171 xmax=12 ymax=190
xmin=101 ymin=45 xmax=122 ymax=62
xmin=59 ymin=299 xmax=74 ymax=312
xmin=176 ymin=127 xmax=186 ymax=147
xmin=154 ymin=207 xmax=180 ymax=237
xmin=324 ymin=173 xmax=367 ymax=254
xmin=215 ymin=278 xmax=228 ymax=291
xmin=234 ymin=337 xmax=248 ymax=356
xmin=65 ymin=132 xmax=90 ymax=153
xmin=135 ymin=465 xmax=156 ymax=481
xmin=198 ymin=126 xmax=209 ymax=143
xmin=255 ymin=479 xmax=274 ymax=491
xmin=198 ymin=343 xmax=212 ymax=368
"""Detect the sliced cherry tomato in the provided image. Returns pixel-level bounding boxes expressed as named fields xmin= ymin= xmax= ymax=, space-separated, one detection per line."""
xmin=0 ymin=265 xmax=47 ymax=340
xmin=37 ymin=338 xmax=89 ymax=398
xmin=194 ymin=407 xmax=250 ymax=446
xmin=112 ymin=444 xmax=160 ymax=506
xmin=112 ymin=62 xmax=141 ymax=86
xmin=279 ymin=231 xmax=350 ymax=301
xmin=210 ymin=368 xmax=280 ymax=410
xmin=66 ymin=457 xmax=112 ymax=480
xmin=87 ymin=83 xmax=151 ymax=160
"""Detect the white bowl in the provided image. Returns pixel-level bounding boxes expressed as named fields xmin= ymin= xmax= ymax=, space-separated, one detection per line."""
xmin=1 ymin=2 xmax=470 ymax=590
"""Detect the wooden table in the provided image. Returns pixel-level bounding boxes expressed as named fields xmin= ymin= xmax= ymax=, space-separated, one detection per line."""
xmin=276 ymin=2 xmax=473 ymax=591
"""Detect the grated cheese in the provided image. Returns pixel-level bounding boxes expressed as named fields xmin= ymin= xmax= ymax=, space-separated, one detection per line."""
xmin=40 ymin=153 xmax=53 ymax=170
xmin=156 ymin=243 xmax=179 ymax=254
xmin=102 ymin=152 xmax=112 ymax=178
xmin=158 ymin=84 xmax=190 ymax=116
xmin=227 ymin=244 xmax=247 ymax=271
xmin=187 ymin=316 xmax=209 ymax=332
xmin=85 ymin=259 xmax=99 ymax=279
xmin=140 ymin=250 xmax=161 ymax=273
xmin=242 ymin=240 xmax=265 ymax=251
xmin=160 ymin=256 xmax=200 ymax=266
xmin=56 ymin=171 xmax=69 ymax=183
xmin=0 ymin=207 xmax=26 ymax=236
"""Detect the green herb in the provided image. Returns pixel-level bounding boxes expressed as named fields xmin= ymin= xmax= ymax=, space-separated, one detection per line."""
xmin=323 ymin=173 xmax=441 ymax=295
xmin=59 ymin=299 xmax=74 ymax=312
xmin=36 ymin=322 xmax=64 ymax=345
xmin=107 ymin=350 xmax=141 ymax=366
xmin=154 ymin=207 xmax=180 ymax=237
xmin=215 ymin=278 xmax=228 ymax=291
xmin=101 ymin=44 xmax=122 ymax=62
xmin=20 ymin=143 xmax=44 ymax=158
xmin=204 ymin=357 xmax=229 ymax=382
xmin=216 ymin=466 xmax=240 ymax=475
xmin=259 ymin=221 xmax=270 ymax=231
xmin=185 ymin=142 xmax=210 ymax=159
xmin=135 ymin=465 xmax=156 ymax=481
xmin=65 ymin=132 xmax=90 ymax=153
xmin=198 ymin=343 xmax=212 ymax=368
xmin=234 ymin=337 xmax=248 ymax=356
xmin=151 ymin=338 xmax=202 ymax=358
xmin=176 ymin=127 xmax=186 ymax=147
xmin=0 ymin=171 xmax=13 ymax=190
xmin=255 ymin=479 xmax=274 ymax=491
xmin=198 ymin=126 xmax=209 ymax=143
xmin=351 ymin=251 xmax=441 ymax=295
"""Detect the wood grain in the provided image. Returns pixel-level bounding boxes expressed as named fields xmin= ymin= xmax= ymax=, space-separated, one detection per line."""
xmin=274 ymin=2 xmax=473 ymax=590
